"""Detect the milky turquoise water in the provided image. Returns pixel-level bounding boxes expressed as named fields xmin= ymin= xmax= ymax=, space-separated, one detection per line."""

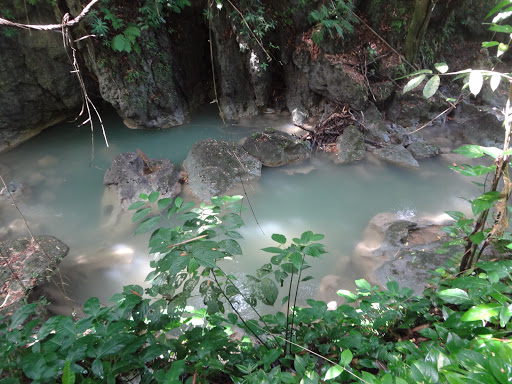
xmin=0 ymin=106 xmax=476 ymax=314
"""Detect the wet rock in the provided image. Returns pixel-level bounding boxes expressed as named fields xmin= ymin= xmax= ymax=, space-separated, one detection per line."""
xmin=371 ymin=81 xmax=395 ymax=104
xmin=363 ymin=103 xmax=390 ymax=144
xmin=407 ymin=141 xmax=441 ymax=159
xmin=336 ymin=125 xmax=365 ymax=164
xmin=183 ymin=139 xmax=262 ymax=201
xmin=243 ymin=130 xmax=311 ymax=167
xmin=374 ymin=144 xmax=419 ymax=168
xmin=0 ymin=235 xmax=69 ymax=317
xmin=104 ymin=152 xmax=181 ymax=209
xmin=354 ymin=212 xmax=454 ymax=294
xmin=457 ymin=102 xmax=505 ymax=147
xmin=387 ymin=90 xmax=444 ymax=127
xmin=0 ymin=181 xmax=23 ymax=200
xmin=292 ymin=108 xmax=308 ymax=126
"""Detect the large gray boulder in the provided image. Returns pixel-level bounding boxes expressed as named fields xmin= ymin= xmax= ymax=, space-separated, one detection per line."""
xmin=183 ymin=139 xmax=262 ymax=201
xmin=0 ymin=235 xmax=69 ymax=316
xmin=104 ymin=152 xmax=181 ymax=209
xmin=336 ymin=125 xmax=365 ymax=164
xmin=363 ymin=103 xmax=390 ymax=144
xmin=374 ymin=144 xmax=419 ymax=168
xmin=243 ymin=130 xmax=311 ymax=167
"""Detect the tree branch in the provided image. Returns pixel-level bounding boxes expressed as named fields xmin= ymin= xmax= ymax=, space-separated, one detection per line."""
xmin=0 ymin=0 xmax=101 ymax=31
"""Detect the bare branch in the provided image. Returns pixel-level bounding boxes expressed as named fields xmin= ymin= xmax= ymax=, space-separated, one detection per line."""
xmin=0 ymin=0 xmax=101 ymax=31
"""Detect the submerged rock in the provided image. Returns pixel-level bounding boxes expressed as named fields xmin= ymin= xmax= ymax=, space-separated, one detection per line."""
xmin=183 ymin=139 xmax=262 ymax=201
xmin=0 ymin=235 xmax=69 ymax=317
xmin=336 ymin=125 xmax=365 ymax=164
xmin=374 ymin=144 xmax=419 ymax=168
xmin=104 ymin=152 xmax=181 ymax=209
xmin=243 ymin=130 xmax=311 ymax=167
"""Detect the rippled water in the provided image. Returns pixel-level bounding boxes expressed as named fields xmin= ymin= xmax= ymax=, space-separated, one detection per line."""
xmin=0 ymin=106 xmax=476 ymax=314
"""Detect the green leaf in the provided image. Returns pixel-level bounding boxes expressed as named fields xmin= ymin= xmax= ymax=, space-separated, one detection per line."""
xmin=157 ymin=197 xmax=172 ymax=211
xmin=489 ymin=24 xmax=512 ymax=33
xmin=471 ymin=191 xmax=501 ymax=216
xmin=498 ymin=42 xmax=509 ymax=57
xmin=486 ymin=0 xmax=511 ymax=18
xmin=461 ymin=303 xmax=502 ymax=321
xmin=10 ymin=303 xmax=37 ymax=328
xmin=271 ymin=233 xmax=286 ymax=244
xmin=324 ymin=365 xmax=343 ymax=380
xmin=340 ymin=349 xmax=353 ymax=366
xmin=434 ymin=62 xmax=449 ymax=74
xmin=423 ymin=75 xmax=440 ymax=98
xmin=449 ymin=164 xmax=496 ymax=177
xmin=290 ymin=252 xmax=303 ymax=271
xmin=469 ymin=231 xmax=485 ymax=244
xmin=127 ymin=201 xmax=146 ymax=210
xmin=132 ymin=208 xmax=151 ymax=222
xmin=403 ymin=74 xmax=426 ymax=94
xmin=355 ymin=279 xmax=372 ymax=292
xmin=395 ymin=69 xmax=432 ymax=80
xmin=62 ymin=361 xmax=75 ymax=384
xmin=174 ymin=196 xmax=183 ymax=208
xmin=438 ymin=288 xmax=472 ymax=305
xmin=453 ymin=145 xmax=485 ymax=158
xmin=220 ymin=239 xmax=242 ymax=255
xmin=135 ymin=216 xmax=161 ymax=234
xmin=482 ymin=41 xmax=500 ymax=48
xmin=83 ymin=297 xmax=100 ymax=317
xmin=261 ymin=246 xmax=284 ymax=254
xmin=97 ymin=337 xmax=130 ymax=359
xmin=337 ymin=289 xmax=357 ymax=302
xmin=260 ymin=277 xmax=278 ymax=306
xmin=469 ymin=70 xmax=484 ymax=95
xmin=148 ymin=191 xmax=159 ymax=204
xmin=112 ymin=34 xmax=128 ymax=52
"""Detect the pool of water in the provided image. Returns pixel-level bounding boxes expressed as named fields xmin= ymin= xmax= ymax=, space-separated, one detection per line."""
xmin=0 ymin=106 xmax=476 ymax=315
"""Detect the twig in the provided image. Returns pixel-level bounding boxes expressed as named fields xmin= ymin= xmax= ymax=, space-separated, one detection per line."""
xmin=167 ymin=235 xmax=208 ymax=249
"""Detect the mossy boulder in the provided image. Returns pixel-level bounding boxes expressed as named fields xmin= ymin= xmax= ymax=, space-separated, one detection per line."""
xmin=336 ymin=125 xmax=365 ymax=164
xmin=243 ymin=130 xmax=311 ymax=167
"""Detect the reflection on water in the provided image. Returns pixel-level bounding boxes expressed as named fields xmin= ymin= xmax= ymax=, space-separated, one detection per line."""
xmin=0 ymin=106 xmax=475 ymax=314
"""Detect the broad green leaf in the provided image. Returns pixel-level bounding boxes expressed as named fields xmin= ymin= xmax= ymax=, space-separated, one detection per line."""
xmin=10 ymin=303 xmax=38 ymax=329
xmin=324 ymin=365 xmax=343 ymax=380
xmin=481 ymin=146 xmax=503 ymax=158
xmin=438 ymin=288 xmax=472 ymax=305
xmin=482 ymin=41 xmax=500 ymax=48
xmin=337 ymin=289 xmax=357 ymax=302
xmin=423 ymin=75 xmax=440 ymax=98
xmin=469 ymin=231 xmax=485 ymax=244
xmin=403 ymin=74 xmax=426 ymax=94
xmin=486 ymin=0 xmax=511 ymax=19
xmin=290 ymin=252 xmax=304 ymax=271
xmin=135 ymin=216 xmax=161 ymax=234
xmin=453 ymin=145 xmax=485 ymax=158
xmin=434 ymin=62 xmax=449 ymax=74
xmin=489 ymin=24 xmax=512 ymax=33
xmin=132 ymin=207 xmax=151 ymax=222
xmin=157 ymin=197 xmax=172 ymax=211
xmin=148 ymin=191 xmax=159 ymax=204
xmin=127 ymin=201 xmax=146 ymax=210
xmin=355 ymin=279 xmax=372 ymax=292
xmin=261 ymin=246 xmax=284 ymax=253
xmin=260 ymin=277 xmax=278 ymax=305
xmin=461 ymin=303 xmax=501 ymax=321
xmin=174 ymin=196 xmax=183 ymax=208
xmin=271 ymin=233 xmax=286 ymax=244
xmin=97 ymin=336 xmax=130 ymax=359
xmin=490 ymin=73 xmax=502 ymax=91
xmin=340 ymin=349 xmax=353 ymax=366
xmin=449 ymin=164 xmax=496 ymax=177
xmin=471 ymin=191 xmax=501 ymax=216
xmin=83 ymin=297 xmax=100 ymax=317
xmin=62 ymin=361 xmax=75 ymax=384
xmin=112 ymin=34 xmax=128 ymax=52
xmin=469 ymin=71 xmax=484 ymax=95
xmin=220 ymin=239 xmax=242 ymax=255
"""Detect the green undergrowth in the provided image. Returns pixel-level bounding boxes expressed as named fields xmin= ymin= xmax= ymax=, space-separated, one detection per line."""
xmin=1 ymin=193 xmax=512 ymax=383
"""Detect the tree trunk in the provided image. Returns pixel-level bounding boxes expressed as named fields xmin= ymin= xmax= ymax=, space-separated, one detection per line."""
xmin=404 ymin=0 xmax=436 ymax=64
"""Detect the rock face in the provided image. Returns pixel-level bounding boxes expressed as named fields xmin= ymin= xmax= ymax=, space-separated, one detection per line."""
xmin=0 ymin=236 xmax=69 ymax=316
xmin=336 ymin=126 xmax=365 ymax=164
xmin=243 ymin=130 xmax=311 ymax=167
xmin=374 ymin=144 xmax=419 ymax=168
xmin=183 ymin=139 xmax=262 ymax=201
xmin=353 ymin=212 xmax=453 ymax=294
xmin=104 ymin=152 xmax=181 ymax=209
xmin=0 ymin=1 xmax=82 ymax=152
